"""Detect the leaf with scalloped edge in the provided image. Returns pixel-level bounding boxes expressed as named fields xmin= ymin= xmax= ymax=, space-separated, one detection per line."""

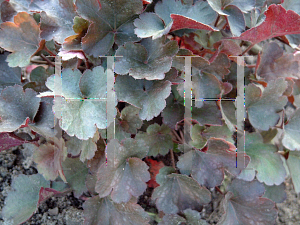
xmin=263 ymin=183 xmax=287 ymax=203
xmin=0 ymin=12 xmax=43 ymax=67
xmin=83 ymin=196 xmax=150 ymax=225
xmin=152 ymin=166 xmax=211 ymax=214
xmin=136 ymin=123 xmax=173 ymax=156
xmin=0 ymin=52 xmax=21 ymax=92
xmin=177 ymin=138 xmax=249 ymax=188
xmin=286 ymin=151 xmax=300 ymax=193
xmin=0 ymin=85 xmax=40 ymax=132
xmin=42 ymin=66 xmax=116 ymax=140
xmin=115 ymin=37 xmax=178 ymax=80
xmin=27 ymin=0 xmax=77 ymax=44
xmin=232 ymin=4 xmax=300 ymax=45
xmin=134 ymin=0 xmax=217 ymax=39
xmin=237 ymin=132 xmax=286 ymax=185
xmin=33 ymin=137 xmax=68 ymax=182
xmin=218 ymin=179 xmax=277 ymax=225
xmin=257 ymin=42 xmax=299 ymax=82
xmin=159 ymin=209 xmax=208 ymax=225
xmin=66 ymin=131 xmax=99 ymax=162
xmin=282 ymin=108 xmax=300 ymax=150
xmin=61 ymin=157 xmax=88 ymax=198
xmin=1 ymin=174 xmax=50 ymax=225
xmin=245 ymin=78 xmax=288 ymax=131
xmin=95 ymin=138 xmax=150 ymax=203
xmin=115 ymin=75 xmax=171 ymax=121
xmin=75 ymin=0 xmax=143 ymax=57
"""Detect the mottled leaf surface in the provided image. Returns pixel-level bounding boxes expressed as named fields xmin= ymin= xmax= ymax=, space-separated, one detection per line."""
xmin=136 ymin=123 xmax=173 ymax=156
xmin=115 ymin=37 xmax=178 ymax=80
xmin=263 ymin=183 xmax=287 ymax=203
xmin=75 ymin=0 xmax=143 ymax=56
xmin=218 ymin=179 xmax=277 ymax=225
xmin=83 ymin=196 xmax=149 ymax=225
xmin=245 ymin=78 xmax=287 ymax=131
xmin=178 ymin=138 xmax=249 ymax=188
xmin=159 ymin=209 xmax=208 ymax=225
xmin=115 ymin=75 xmax=171 ymax=121
xmin=282 ymin=108 xmax=300 ymax=150
xmin=95 ymin=138 xmax=150 ymax=203
xmin=237 ymin=133 xmax=286 ymax=185
xmin=0 ymin=12 xmax=41 ymax=67
xmin=0 ymin=85 xmax=40 ymax=132
xmin=2 ymin=174 xmax=50 ymax=225
xmin=152 ymin=167 xmax=211 ymax=214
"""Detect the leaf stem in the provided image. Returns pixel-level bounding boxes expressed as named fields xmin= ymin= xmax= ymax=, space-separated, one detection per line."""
xmin=43 ymin=45 xmax=56 ymax=56
xmin=40 ymin=54 xmax=55 ymax=67
xmin=215 ymin=186 xmax=224 ymax=195
xmin=170 ymin=149 xmax=176 ymax=170
xmin=241 ymin=43 xmax=254 ymax=56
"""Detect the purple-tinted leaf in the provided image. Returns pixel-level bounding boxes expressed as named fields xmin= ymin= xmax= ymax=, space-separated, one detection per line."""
xmin=0 ymin=85 xmax=40 ymax=132
xmin=115 ymin=75 xmax=171 ymax=121
xmin=218 ymin=179 xmax=277 ymax=225
xmin=237 ymin=132 xmax=286 ymax=185
xmin=1 ymin=174 xmax=50 ymax=225
xmin=61 ymin=157 xmax=89 ymax=198
xmin=115 ymin=37 xmax=178 ymax=80
xmin=135 ymin=123 xmax=173 ymax=156
xmin=257 ymin=42 xmax=299 ymax=82
xmin=178 ymin=138 xmax=249 ymax=188
xmin=33 ymin=137 xmax=68 ymax=182
xmin=245 ymin=78 xmax=288 ymax=131
xmin=95 ymin=138 xmax=150 ymax=203
xmin=75 ymin=0 xmax=143 ymax=56
xmin=152 ymin=166 xmax=211 ymax=214
xmin=83 ymin=196 xmax=150 ymax=225
xmin=159 ymin=209 xmax=208 ymax=225
xmin=66 ymin=131 xmax=99 ymax=162
xmin=0 ymin=12 xmax=42 ymax=67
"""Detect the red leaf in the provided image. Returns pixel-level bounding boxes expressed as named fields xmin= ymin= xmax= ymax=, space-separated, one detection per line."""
xmin=170 ymin=14 xmax=218 ymax=32
xmin=232 ymin=4 xmax=300 ymax=45
xmin=0 ymin=132 xmax=29 ymax=152
xmin=145 ymin=158 xmax=165 ymax=188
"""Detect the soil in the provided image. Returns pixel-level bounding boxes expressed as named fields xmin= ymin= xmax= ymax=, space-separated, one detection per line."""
xmin=0 ymin=144 xmax=299 ymax=225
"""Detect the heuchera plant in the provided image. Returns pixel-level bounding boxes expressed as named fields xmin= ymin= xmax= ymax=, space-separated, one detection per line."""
xmin=1 ymin=0 xmax=300 ymax=224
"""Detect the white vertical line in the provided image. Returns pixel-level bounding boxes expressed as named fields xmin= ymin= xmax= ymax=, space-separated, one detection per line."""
xmin=54 ymin=56 xmax=63 ymax=141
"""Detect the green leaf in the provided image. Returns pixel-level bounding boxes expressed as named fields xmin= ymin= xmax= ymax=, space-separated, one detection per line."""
xmin=218 ymin=179 xmax=277 ymax=225
xmin=286 ymin=151 xmax=300 ymax=193
xmin=136 ymin=123 xmax=173 ymax=156
xmin=134 ymin=12 xmax=172 ymax=39
xmin=152 ymin=167 xmax=211 ymax=214
xmin=237 ymin=132 xmax=286 ymax=185
xmin=95 ymin=138 xmax=150 ymax=203
xmin=33 ymin=137 xmax=68 ymax=182
xmin=0 ymin=85 xmax=40 ymax=132
xmin=115 ymin=37 xmax=178 ymax=80
xmin=75 ymin=0 xmax=143 ymax=56
xmin=83 ymin=196 xmax=150 ymax=225
xmin=263 ymin=183 xmax=287 ymax=203
xmin=245 ymin=78 xmax=288 ymax=131
xmin=44 ymin=66 xmax=116 ymax=140
xmin=66 ymin=131 xmax=99 ymax=162
xmin=0 ymin=12 xmax=41 ymax=67
xmin=0 ymin=52 xmax=21 ymax=92
xmin=282 ymin=108 xmax=300 ymax=150
xmin=2 ymin=174 xmax=50 ymax=225
xmin=23 ymin=66 xmax=53 ymax=93
xmin=177 ymin=138 xmax=249 ymax=188
xmin=115 ymin=75 xmax=171 ymax=121
xmin=62 ymin=157 xmax=89 ymax=198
